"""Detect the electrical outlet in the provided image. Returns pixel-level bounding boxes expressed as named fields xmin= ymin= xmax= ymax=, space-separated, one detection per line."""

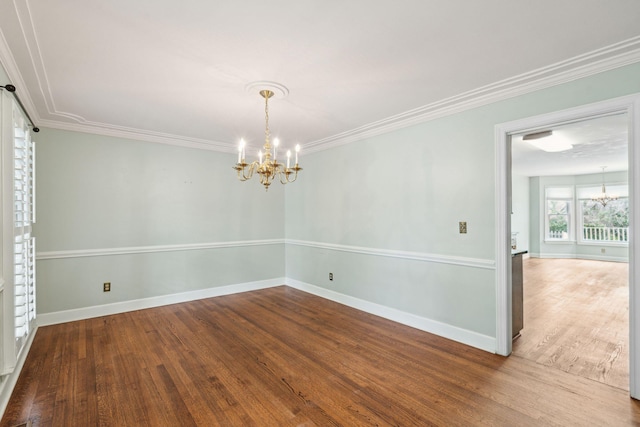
xmin=601 ymin=248 xmax=606 ymax=254
xmin=459 ymin=221 xmax=467 ymax=234
xmin=329 ymin=272 xmax=333 ymax=281
xmin=103 ymin=282 xmax=111 ymax=292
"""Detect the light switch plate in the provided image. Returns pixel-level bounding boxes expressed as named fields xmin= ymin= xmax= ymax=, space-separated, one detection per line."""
xmin=459 ymin=222 xmax=467 ymax=234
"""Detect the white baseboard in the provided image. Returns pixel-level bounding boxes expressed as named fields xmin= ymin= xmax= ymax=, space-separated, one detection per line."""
xmin=0 ymin=326 xmax=38 ymax=420
xmin=285 ymin=278 xmax=496 ymax=353
xmin=40 ymin=276 xmax=498 ymax=351
xmin=7 ymin=276 xmax=497 ymax=420
xmin=38 ymin=278 xmax=285 ymax=326
xmin=529 ymin=253 xmax=628 ymax=263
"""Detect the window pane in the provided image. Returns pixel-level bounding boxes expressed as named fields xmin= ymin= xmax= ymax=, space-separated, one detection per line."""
xmin=548 ymin=214 xmax=568 ymax=239
xmin=548 ymin=200 xmax=568 ymax=215
xmin=581 ymin=197 xmax=629 ymax=242
xmin=582 ymin=198 xmax=629 ymax=227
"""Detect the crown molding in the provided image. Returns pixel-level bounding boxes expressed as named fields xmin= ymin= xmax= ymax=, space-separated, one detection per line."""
xmin=0 ymin=25 xmax=41 ymax=124
xmin=3 ymin=1 xmax=640 ymax=154
xmin=303 ymin=36 xmax=640 ymax=154
xmin=37 ymin=118 xmax=237 ymax=153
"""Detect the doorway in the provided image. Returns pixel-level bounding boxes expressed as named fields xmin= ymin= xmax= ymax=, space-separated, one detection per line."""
xmin=509 ymin=114 xmax=630 ymax=390
xmin=495 ymin=93 xmax=640 ymax=398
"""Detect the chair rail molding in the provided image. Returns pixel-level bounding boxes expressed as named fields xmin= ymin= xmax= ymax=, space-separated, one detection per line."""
xmin=36 ymin=239 xmax=285 ymax=260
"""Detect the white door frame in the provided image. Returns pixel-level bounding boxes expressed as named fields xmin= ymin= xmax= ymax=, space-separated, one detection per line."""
xmin=495 ymin=93 xmax=640 ymax=398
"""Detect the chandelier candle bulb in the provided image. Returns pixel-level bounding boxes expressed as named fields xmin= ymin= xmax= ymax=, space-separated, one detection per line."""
xmin=259 ymin=150 xmax=262 ymax=165
xmin=238 ymin=139 xmax=245 ymax=163
xmin=273 ymin=138 xmax=279 ymax=162
xmin=295 ymin=144 xmax=300 ymax=164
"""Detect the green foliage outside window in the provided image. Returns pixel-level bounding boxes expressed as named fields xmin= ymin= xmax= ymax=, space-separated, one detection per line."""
xmin=582 ymin=198 xmax=629 ymax=228
xmin=548 ymin=200 xmax=569 ymax=236
xmin=581 ymin=197 xmax=629 ymax=242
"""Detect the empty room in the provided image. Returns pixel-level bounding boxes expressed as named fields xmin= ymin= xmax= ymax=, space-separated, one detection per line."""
xmin=2 ymin=1 xmax=640 ymax=425
xmin=511 ymin=115 xmax=630 ymax=390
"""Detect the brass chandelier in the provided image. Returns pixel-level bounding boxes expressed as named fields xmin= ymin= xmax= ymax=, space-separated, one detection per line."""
xmin=233 ymin=87 xmax=301 ymax=191
xmin=591 ymin=166 xmax=618 ymax=207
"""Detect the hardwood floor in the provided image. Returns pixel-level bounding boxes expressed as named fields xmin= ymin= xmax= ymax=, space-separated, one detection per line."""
xmin=512 ymin=258 xmax=629 ymax=390
xmin=2 ymin=286 xmax=640 ymax=426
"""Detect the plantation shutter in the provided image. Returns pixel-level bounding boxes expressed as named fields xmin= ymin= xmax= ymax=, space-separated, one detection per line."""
xmin=12 ymin=105 xmax=35 ymax=355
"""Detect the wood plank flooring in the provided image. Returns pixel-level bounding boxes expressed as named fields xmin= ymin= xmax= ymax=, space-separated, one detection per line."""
xmin=512 ymin=258 xmax=629 ymax=390
xmin=2 ymin=285 xmax=640 ymax=426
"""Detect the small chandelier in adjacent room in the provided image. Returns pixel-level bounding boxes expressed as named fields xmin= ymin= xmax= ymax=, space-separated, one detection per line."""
xmin=233 ymin=83 xmax=302 ymax=191
xmin=591 ymin=166 xmax=618 ymax=207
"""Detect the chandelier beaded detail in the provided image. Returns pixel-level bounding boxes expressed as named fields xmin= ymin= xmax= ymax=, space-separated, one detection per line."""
xmin=233 ymin=86 xmax=302 ymax=191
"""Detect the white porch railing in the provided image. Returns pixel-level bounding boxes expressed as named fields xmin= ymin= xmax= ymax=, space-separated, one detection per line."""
xmin=583 ymin=226 xmax=629 ymax=242
xmin=548 ymin=230 xmax=566 ymax=239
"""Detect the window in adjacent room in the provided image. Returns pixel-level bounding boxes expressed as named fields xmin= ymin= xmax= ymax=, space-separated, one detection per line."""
xmin=577 ymin=184 xmax=629 ymax=244
xmin=545 ymin=186 xmax=573 ymax=241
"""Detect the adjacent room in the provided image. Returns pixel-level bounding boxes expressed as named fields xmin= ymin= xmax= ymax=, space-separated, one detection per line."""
xmin=510 ymin=114 xmax=630 ymax=391
xmin=1 ymin=1 xmax=640 ymax=425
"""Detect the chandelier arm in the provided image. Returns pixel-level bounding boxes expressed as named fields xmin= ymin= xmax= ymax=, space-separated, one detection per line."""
xmin=245 ymin=162 xmax=257 ymax=180
xmin=233 ymin=163 xmax=248 ymax=181
xmin=278 ymin=165 xmax=302 ymax=184
xmin=276 ymin=164 xmax=291 ymax=185
xmin=237 ymin=161 xmax=258 ymax=181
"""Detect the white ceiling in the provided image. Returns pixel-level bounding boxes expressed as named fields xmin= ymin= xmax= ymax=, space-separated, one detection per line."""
xmin=1 ymin=1 xmax=640 ymax=155
xmin=512 ymin=113 xmax=629 ymax=177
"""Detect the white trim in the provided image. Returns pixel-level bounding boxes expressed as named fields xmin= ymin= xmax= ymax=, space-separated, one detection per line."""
xmin=494 ymin=123 xmax=512 ymax=356
xmin=36 ymin=239 xmax=285 ymax=260
xmin=0 ymin=27 xmax=40 ymax=125
xmin=37 ymin=278 xmax=284 ymax=326
xmin=37 ymin=119 xmax=236 ymax=153
xmin=576 ymin=241 xmax=629 ymax=248
xmin=543 ymin=240 xmax=577 ymax=244
xmin=529 ymin=253 xmax=628 ymax=263
xmin=285 ymin=239 xmax=495 ymax=270
xmin=303 ymin=36 xmax=640 ymax=154
xmin=495 ymin=92 xmax=640 ymax=398
xmin=0 ymin=326 xmax=37 ymax=421
xmin=286 ymin=278 xmax=496 ymax=353
xmin=2 ymin=9 xmax=640 ymax=153
xmin=628 ymin=93 xmax=640 ymax=399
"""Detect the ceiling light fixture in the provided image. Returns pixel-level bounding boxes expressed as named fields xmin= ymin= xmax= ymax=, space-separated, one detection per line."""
xmin=522 ymin=130 xmax=553 ymax=140
xmin=233 ymin=83 xmax=302 ymax=191
xmin=591 ymin=166 xmax=618 ymax=207
xmin=522 ymin=130 xmax=573 ymax=152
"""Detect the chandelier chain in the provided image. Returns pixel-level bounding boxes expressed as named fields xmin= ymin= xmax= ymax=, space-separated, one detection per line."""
xmin=264 ymin=92 xmax=270 ymax=148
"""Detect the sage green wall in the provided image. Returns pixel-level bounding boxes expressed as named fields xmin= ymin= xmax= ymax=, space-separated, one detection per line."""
xmin=34 ymin=128 xmax=284 ymax=313
xmin=25 ymin=60 xmax=640 ymax=339
xmin=529 ymin=171 xmax=629 ymax=261
xmin=285 ymin=62 xmax=640 ymax=339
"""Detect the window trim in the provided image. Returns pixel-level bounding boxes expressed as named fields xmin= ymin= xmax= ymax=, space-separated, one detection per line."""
xmin=576 ymin=182 xmax=629 ymax=246
xmin=543 ymin=186 xmax=574 ymax=243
